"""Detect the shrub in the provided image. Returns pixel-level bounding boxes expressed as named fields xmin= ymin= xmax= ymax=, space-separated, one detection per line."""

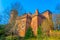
xmin=37 ymin=26 xmax=43 ymax=40
xmin=25 ymin=27 xmax=34 ymax=39
xmin=0 ymin=35 xmax=5 ymax=40
xmin=5 ymin=35 xmax=20 ymax=40
xmin=0 ymin=26 xmax=5 ymax=35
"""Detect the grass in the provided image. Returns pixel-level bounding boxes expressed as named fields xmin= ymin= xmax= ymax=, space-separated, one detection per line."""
xmin=25 ymin=36 xmax=60 ymax=40
xmin=1 ymin=36 xmax=59 ymax=40
xmin=25 ymin=29 xmax=60 ymax=40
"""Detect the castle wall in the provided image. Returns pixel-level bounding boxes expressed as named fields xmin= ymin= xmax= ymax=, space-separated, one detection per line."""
xmin=38 ymin=15 xmax=43 ymax=26
xmin=17 ymin=15 xmax=27 ymax=37
xmin=9 ymin=10 xmax=53 ymax=37
xmin=31 ymin=15 xmax=38 ymax=36
xmin=17 ymin=14 xmax=32 ymax=37
xmin=26 ymin=15 xmax=32 ymax=29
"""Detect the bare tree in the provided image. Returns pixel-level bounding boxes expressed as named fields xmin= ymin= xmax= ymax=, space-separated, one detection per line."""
xmin=53 ymin=14 xmax=60 ymax=30
xmin=3 ymin=8 xmax=10 ymax=24
xmin=55 ymin=14 xmax=60 ymax=30
xmin=4 ymin=2 xmax=25 ymax=36
xmin=11 ymin=2 xmax=26 ymax=16
xmin=53 ymin=4 xmax=60 ymax=30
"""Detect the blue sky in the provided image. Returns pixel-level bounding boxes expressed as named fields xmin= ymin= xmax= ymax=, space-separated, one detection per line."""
xmin=0 ymin=0 xmax=60 ymax=24
xmin=0 ymin=0 xmax=60 ymax=13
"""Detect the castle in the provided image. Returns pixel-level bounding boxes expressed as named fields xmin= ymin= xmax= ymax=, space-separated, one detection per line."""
xmin=9 ymin=9 xmax=53 ymax=37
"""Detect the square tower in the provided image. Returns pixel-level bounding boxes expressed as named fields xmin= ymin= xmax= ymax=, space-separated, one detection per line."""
xmin=31 ymin=10 xmax=39 ymax=36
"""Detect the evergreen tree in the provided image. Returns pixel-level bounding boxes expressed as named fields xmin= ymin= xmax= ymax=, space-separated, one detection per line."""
xmin=25 ymin=27 xmax=34 ymax=39
xmin=37 ymin=26 xmax=42 ymax=40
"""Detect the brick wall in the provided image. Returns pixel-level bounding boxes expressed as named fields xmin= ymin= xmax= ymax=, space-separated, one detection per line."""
xmin=9 ymin=10 xmax=53 ymax=37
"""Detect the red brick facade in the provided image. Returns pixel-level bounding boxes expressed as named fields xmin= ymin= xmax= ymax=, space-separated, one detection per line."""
xmin=9 ymin=9 xmax=52 ymax=37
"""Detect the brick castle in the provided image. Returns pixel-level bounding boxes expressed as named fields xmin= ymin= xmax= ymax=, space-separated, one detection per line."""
xmin=9 ymin=9 xmax=53 ymax=37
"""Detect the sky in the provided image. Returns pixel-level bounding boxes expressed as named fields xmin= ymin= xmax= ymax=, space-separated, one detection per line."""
xmin=0 ymin=0 xmax=60 ymax=24
xmin=0 ymin=0 xmax=60 ymax=13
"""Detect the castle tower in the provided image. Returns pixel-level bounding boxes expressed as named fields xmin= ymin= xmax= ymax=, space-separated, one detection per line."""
xmin=42 ymin=10 xmax=53 ymax=29
xmin=31 ymin=9 xmax=39 ymax=36
xmin=41 ymin=10 xmax=53 ymax=35
xmin=42 ymin=10 xmax=52 ymax=20
xmin=9 ymin=10 xmax=18 ymax=24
